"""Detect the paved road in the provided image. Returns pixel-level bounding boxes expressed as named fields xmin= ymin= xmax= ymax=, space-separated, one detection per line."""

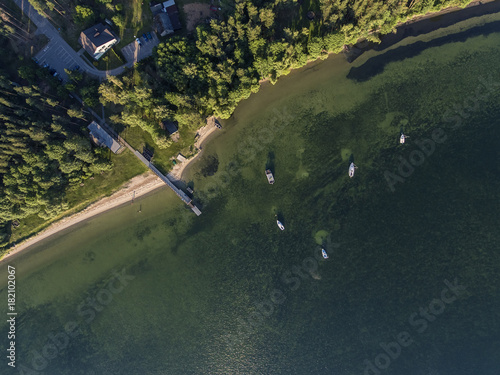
xmin=13 ymin=0 xmax=155 ymax=81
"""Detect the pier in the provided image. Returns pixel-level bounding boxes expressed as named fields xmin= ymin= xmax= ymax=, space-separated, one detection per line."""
xmin=90 ymin=120 xmax=201 ymax=216
xmin=135 ymin=152 xmax=202 ymax=216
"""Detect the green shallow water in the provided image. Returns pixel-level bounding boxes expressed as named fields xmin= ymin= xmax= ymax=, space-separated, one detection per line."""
xmin=1 ymin=14 xmax=500 ymax=375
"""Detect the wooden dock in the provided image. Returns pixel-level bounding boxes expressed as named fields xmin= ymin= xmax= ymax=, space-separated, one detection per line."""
xmin=83 ymin=110 xmax=202 ymax=215
xmin=134 ymin=152 xmax=202 ymax=216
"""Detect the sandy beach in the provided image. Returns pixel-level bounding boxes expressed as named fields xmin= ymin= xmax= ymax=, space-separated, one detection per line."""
xmin=0 ymin=122 xmax=219 ymax=263
xmin=1 ymin=0 xmax=498 ymax=262
xmin=0 ymin=172 xmax=165 ymax=262
xmin=169 ymin=119 xmax=219 ymax=180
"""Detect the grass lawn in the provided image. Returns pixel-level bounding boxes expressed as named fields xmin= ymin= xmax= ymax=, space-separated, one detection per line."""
xmin=7 ymin=148 xmax=147 ymax=248
xmin=65 ymin=148 xmax=148 ymax=205
xmin=109 ymin=112 xmax=199 ymax=175
xmin=95 ymin=47 xmax=126 ymax=70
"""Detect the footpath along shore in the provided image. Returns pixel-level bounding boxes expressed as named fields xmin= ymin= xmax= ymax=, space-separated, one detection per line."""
xmin=1 ymin=1 xmax=499 ymax=262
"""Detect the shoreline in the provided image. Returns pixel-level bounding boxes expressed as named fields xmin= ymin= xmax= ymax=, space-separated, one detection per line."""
xmin=258 ymin=0 xmax=499 ymax=82
xmin=0 ymin=172 xmax=165 ymax=262
xmin=2 ymin=1 xmax=498 ymax=262
xmin=0 ymin=121 xmax=220 ymax=263
xmin=351 ymin=0 xmax=500 ymax=61
xmin=169 ymin=120 xmax=220 ymax=181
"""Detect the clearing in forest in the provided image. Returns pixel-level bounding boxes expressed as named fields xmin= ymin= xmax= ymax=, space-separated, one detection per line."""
xmin=183 ymin=3 xmax=211 ymax=32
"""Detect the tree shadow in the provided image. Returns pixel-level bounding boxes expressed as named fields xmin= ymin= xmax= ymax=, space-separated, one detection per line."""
xmin=275 ymin=212 xmax=285 ymax=225
xmin=266 ymin=151 xmax=275 ymax=172
xmin=347 ymin=20 xmax=500 ymax=82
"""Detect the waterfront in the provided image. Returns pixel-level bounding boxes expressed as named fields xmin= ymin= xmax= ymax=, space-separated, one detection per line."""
xmin=1 ymin=12 xmax=499 ymax=375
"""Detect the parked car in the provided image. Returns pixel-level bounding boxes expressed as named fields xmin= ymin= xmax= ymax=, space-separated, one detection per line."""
xmin=73 ymin=65 xmax=80 ymax=71
xmin=136 ymin=38 xmax=142 ymax=46
xmin=143 ymin=33 xmax=148 ymax=41
xmin=32 ymin=57 xmax=39 ymax=64
xmin=43 ymin=63 xmax=49 ymax=68
xmin=53 ymin=71 xmax=59 ymax=77
xmin=147 ymin=32 xmax=152 ymax=40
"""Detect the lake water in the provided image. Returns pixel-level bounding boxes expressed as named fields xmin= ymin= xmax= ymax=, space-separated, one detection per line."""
xmin=1 ymin=13 xmax=500 ymax=375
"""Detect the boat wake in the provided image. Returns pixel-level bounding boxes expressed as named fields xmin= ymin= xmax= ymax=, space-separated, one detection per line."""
xmin=311 ymin=272 xmax=321 ymax=280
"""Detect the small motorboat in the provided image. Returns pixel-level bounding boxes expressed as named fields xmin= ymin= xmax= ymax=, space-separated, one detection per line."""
xmin=322 ymin=248 xmax=328 ymax=259
xmin=349 ymin=162 xmax=357 ymax=178
xmin=265 ymin=169 xmax=275 ymax=184
xmin=277 ymin=220 xmax=285 ymax=231
xmin=400 ymin=133 xmax=409 ymax=144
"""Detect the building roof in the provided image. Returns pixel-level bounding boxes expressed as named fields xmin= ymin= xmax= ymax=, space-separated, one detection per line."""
xmin=166 ymin=8 xmax=182 ymax=30
xmin=176 ymin=153 xmax=187 ymax=163
xmin=154 ymin=12 xmax=174 ymax=36
xmin=79 ymin=24 xmax=117 ymax=56
xmin=88 ymin=121 xmax=122 ymax=154
xmin=165 ymin=4 xmax=179 ymax=14
xmin=162 ymin=0 xmax=176 ymax=8
xmin=161 ymin=120 xmax=178 ymax=134
xmin=150 ymin=2 xmax=163 ymax=15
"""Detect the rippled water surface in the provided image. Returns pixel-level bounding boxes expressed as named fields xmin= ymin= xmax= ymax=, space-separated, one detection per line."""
xmin=1 ymin=13 xmax=499 ymax=375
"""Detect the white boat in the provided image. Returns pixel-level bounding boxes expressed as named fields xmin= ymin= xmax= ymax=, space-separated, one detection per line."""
xmin=349 ymin=162 xmax=357 ymax=178
xmin=277 ymin=220 xmax=285 ymax=231
xmin=400 ymin=133 xmax=407 ymax=144
xmin=322 ymin=248 xmax=328 ymax=259
xmin=265 ymin=169 xmax=275 ymax=184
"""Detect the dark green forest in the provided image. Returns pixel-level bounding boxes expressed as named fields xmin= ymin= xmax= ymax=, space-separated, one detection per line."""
xmin=0 ymin=36 xmax=112 ymax=247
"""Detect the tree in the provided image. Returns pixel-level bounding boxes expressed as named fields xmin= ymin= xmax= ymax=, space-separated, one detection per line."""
xmin=259 ymin=8 xmax=275 ymax=29
xmin=18 ymin=66 xmax=37 ymax=83
xmin=67 ymin=106 xmax=85 ymax=120
xmin=74 ymin=6 xmax=94 ymax=25
xmin=111 ymin=15 xmax=125 ymax=33
xmin=0 ymin=40 xmax=111 ymax=247
xmin=324 ymin=32 xmax=345 ymax=53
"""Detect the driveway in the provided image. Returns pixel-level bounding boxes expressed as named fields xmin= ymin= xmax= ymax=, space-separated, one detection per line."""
xmin=13 ymin=0 xmax=156 ymax=80
xmin=121 ymin=33 xmax=159 ymax=65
